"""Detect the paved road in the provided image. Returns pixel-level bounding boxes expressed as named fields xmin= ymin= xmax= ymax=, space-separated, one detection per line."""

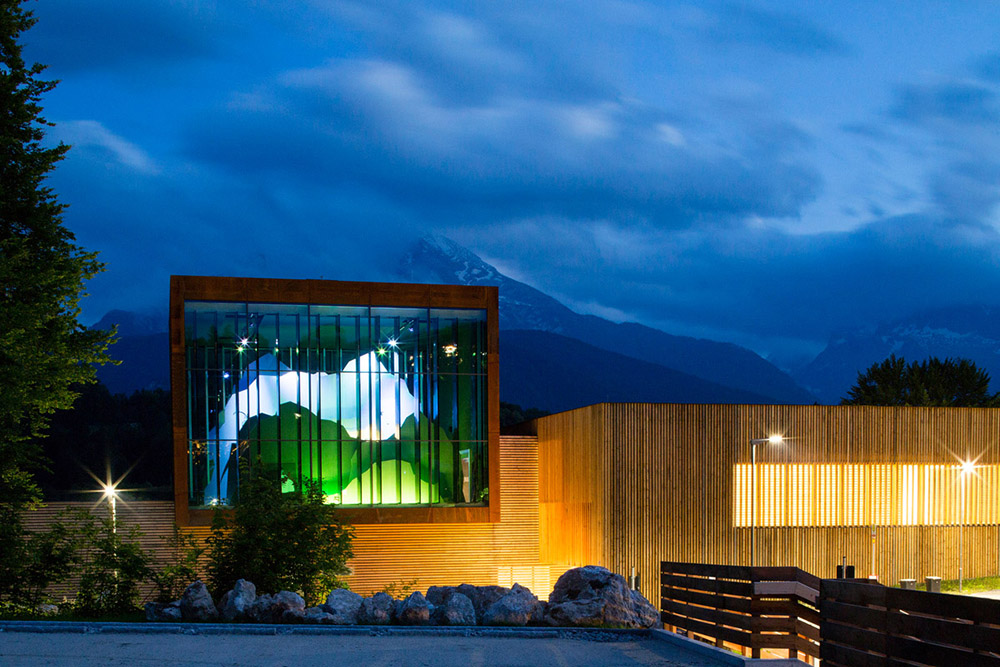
xmin=0 ymin=631 xmax=724 ymax=666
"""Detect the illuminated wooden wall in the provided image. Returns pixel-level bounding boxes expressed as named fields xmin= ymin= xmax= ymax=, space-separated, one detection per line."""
xmin=533 ymin=404 xmax=1000 ymax=605
xmin=25 ymin=435 xmax=544 ymax=600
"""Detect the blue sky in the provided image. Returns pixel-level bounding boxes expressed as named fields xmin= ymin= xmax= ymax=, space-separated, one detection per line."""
xmin=26 ymin=0 xmax=1000 ymax=367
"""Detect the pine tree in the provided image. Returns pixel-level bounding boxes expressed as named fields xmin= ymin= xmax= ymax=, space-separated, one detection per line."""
xmin=0 ymin=0 xmax=116 ymax=598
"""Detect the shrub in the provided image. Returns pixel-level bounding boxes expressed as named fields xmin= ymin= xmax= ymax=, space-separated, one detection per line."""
xmin=207 ymin=465 xmax=354 ymax=606
xmin=0 ymin=510 xmax=80 ymax=610
xmin=150 ymin=524 xmax=204 ymax=603
xmin=73 ymin=513 xmax=151 ymax=615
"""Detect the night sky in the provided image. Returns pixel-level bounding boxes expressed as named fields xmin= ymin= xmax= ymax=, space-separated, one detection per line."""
xmin=26 ymin=1 xmax=1000 ymax=368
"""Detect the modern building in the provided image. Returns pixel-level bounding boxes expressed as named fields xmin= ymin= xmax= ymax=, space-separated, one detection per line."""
xmin=30 ymin=276 xmax=1000 ymax=604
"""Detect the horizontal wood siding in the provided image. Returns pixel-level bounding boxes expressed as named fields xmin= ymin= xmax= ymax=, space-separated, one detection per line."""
xmin=535 ymin=404 xmax=1000 ymax=606
xmin=344 ymin=435 xmax=540 ymax=595
xmin=23 ymin=435 xmax=541 ymax=601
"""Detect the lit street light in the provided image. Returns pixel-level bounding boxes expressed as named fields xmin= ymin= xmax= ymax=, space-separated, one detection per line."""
xmin=749 ymin=434 xmax=784 ymax=567
xmin=102 ymin=482 xmax=118 ymax=533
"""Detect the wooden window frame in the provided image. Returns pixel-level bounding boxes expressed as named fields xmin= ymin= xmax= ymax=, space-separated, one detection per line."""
xmin=169 ymin=275 xmax=500 ymax=526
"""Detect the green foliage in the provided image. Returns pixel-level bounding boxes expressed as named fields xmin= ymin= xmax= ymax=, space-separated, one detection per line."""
xmin=150 ymin=524 xmax=204 ymax=603
xmin=73 ymin=512 xmax=151 ymax=615
xmin=0 ymin=512 xmax=81 ymax=608
xmin=380 ymin=578 xmax=419 ymax=598
xmin=499 ymin=401 xmax=550 ymax=428
xmin=0 ymin=0 xmax=115 ymax=596
xmin=207 ymin=465 xmax=354 ymax=606
xmin=842 ymin=355 xmax=1000 ymax=407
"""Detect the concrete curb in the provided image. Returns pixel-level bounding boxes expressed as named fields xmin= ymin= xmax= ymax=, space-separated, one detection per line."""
xmin=649 ymin=629 xmax=808 ymax=666
xmin=0 ymin=620 xmax=649 ymax=642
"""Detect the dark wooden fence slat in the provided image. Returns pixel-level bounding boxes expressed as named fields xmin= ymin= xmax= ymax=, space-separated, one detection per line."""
xmin=821 ymin=598 xmax=887 ymax=630
xmin=887 ymin=586 xmax=1000 ymax=621
xmin=660 ymin=612 xmax=752 ymax=646
xmin=821 ymin=641 xmax=887 ymax=667
xmin=888 ymin=610 xmax=1000 ymax=650
xmin=888 ymin=635 xmax=1000 ymax=667
xmin=660 ymin=573 xmax=752 ymax=597
xmin=661 ymin=586 xmax=753 ymax=612
xmin=821 ymin=620 xmax=888 ymax=654
xmin=660 ymin=561 xmax=821 ymax=661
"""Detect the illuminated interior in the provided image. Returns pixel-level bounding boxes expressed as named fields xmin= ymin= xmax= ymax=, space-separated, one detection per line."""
xmin=733 ymin=463 xmax=1000 ymax=527
xmin=185 ymin=301 xmax=487 ymax=508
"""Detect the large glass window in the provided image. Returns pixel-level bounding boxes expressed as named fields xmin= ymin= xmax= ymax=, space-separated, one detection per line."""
xmin=184 ymin=300 xmax=488 ymax=508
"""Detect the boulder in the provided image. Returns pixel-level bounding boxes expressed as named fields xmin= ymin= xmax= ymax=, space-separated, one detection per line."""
xmin=180 ymin=581 xmax=218 ymax=622
xmin=545 ymin=566 xmax=657 ymax=628
xmin=281 ymin=607 xmax=306 ymax=623
xmin=218 ymin=579 xmax=257 ymax=622
xmin=425 ymin=585 xmax=459 ymax=607
xmin=456 ymin=584 xmax=509 ymax=623
xmin=395 ymin=591 xmax=434 ymax=625
xmin=358 ymin=591 xmax=395 ymax=625
xmin=482 ymin=583 xmax=541 ymax=626
xmin=248 ymin=590 xmax=305 ymax=623
xmin=432 ymin=592 xmax=476 ymax=626
xmin=145 ymin=601 xmax=182 ymax=622
xmin=323 ymin=588 xmax=363 ymax=624
xmin=304 ymin=606 xmax=335 ymax=624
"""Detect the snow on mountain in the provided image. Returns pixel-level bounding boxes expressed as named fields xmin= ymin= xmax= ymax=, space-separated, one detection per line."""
xmin=401 ymin=235 xmax=815 ymax=404
xmin=795 ymin=305 xmax=1000 ymax=403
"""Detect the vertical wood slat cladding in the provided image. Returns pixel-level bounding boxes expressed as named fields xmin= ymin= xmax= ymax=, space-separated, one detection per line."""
xmin=534 ymin=404 xmax=1000 ymax=606
xmin=24 ymin=436 xmax=539 ymax=600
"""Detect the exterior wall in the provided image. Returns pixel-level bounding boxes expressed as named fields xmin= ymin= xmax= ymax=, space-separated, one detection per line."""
xmin=533 ymin=403 xmax=1000 ymax=605
xmin=25 ymin=435 xmax=543 ymax=601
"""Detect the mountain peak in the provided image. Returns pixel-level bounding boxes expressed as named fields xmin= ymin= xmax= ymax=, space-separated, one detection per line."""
xmin=404 ymin=235 xmax=503 ymax=286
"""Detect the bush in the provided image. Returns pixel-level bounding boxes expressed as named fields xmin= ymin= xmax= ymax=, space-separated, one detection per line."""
xmin=207 ymin=466 xmax=354 ymax=606
xmin=0 ymin=510 xmax=80 ymax=610
xmin=150 ymin=524 xmax=204 ymax=603
xmin=73 ymin=513 xmax=151 ymax=615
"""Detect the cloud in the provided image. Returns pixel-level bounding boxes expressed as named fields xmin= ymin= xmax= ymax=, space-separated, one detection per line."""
xmin=706 ymin=4 xmax=847 ymax=56
xmin=892 ymin=82 xmax=999 ymax=125
xmin=184 ymin=56 xmax=821 ymax=227
xmin=53 ymin=121 xmax=159 ymax=174
xmin=26 ymin=0 xmax=219 ymax=73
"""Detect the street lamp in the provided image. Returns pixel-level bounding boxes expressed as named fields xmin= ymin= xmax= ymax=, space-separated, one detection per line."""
xmin=958 ymin=459 xmax=976 ymax=592
xmin=102 ymin=482 xmax=118 ymax=534
xmin=749 ymin=435 xmax=784 ymax=566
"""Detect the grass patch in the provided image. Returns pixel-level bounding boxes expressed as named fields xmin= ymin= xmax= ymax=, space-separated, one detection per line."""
xmin=912 ymin=575 xmax=1000 ymax=594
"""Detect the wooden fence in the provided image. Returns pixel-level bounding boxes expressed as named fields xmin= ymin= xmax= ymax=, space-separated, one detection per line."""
xmin=820 ymin=579 xmax=1000 ymax=666
xmin=660 ymin=561 xmax=821 ymax=662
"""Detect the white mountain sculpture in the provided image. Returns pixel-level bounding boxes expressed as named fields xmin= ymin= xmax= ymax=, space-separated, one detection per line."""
xmin=203 ymin=351 xmax=419 ymax=503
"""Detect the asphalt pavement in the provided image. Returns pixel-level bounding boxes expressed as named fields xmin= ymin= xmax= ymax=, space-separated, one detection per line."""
xmin=0 ymin=625 xmax=730 ymax=667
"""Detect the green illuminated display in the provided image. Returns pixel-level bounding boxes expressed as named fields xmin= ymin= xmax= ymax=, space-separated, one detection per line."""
xmin=184 ymin=301 xmax=487 ymax=508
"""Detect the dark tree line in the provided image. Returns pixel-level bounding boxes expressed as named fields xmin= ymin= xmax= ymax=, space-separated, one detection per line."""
xmin=38 ymin=383 xmax=173 ymax=497
xmin=842 ymin=355 xmax=1000 ymax=407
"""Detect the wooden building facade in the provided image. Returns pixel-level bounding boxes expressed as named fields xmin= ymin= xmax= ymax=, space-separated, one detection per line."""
xmin=531 ymin=403 xmax=1000 ymax=605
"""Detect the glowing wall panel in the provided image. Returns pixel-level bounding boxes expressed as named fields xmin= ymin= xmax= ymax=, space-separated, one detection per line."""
xmin=184 ymin=300 xmax=487 ymax=508
xmin=733 ymin=463 xmax=1000 ymax=527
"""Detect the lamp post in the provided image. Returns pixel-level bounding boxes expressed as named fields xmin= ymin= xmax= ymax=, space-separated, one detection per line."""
xmin=958 ymin=459 xmax=975 ymax=592
xmin=749 ymin=435 xmax=783 ymax=566
xmin=102 ymin=482 xmax=118 ymax=534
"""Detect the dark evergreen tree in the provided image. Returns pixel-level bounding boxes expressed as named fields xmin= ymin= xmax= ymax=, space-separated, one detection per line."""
xmin=0 ymin=0 xmax=115 ymax=601
xmin=842 ymin=355 xmax=1000 ymax=407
